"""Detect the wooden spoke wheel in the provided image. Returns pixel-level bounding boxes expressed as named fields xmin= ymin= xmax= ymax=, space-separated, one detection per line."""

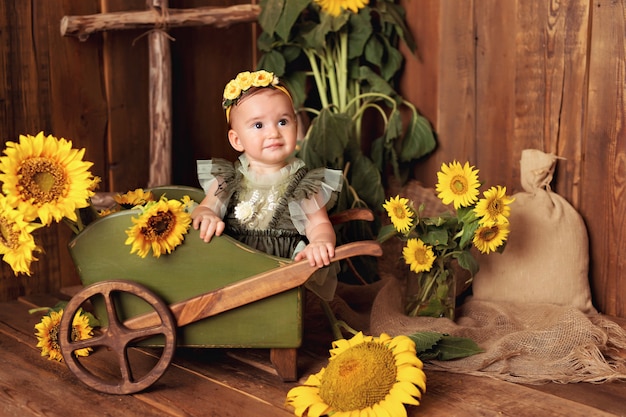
xmin=59 ymin=280 xmax=177 ymax=395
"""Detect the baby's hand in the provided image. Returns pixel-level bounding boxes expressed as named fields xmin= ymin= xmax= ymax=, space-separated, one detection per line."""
xmin=294 ymin=241 xmax=335 ymax=268
xmin=191 ymin=207 xmax=225 ymax=242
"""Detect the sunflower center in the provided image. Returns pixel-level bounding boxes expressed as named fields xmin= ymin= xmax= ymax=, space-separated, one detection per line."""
xmin=413 ymin=246 xmax=430 ymax=264
xmin=488 ymin=199 xmax=502 ymax=215
xmin=48 ymin=323 xmax=61 ymax=352
xmin=141 ymin=211 xmax=174 ymax=240
xmin=392 ymin=206 xmax=407 ymax=219
xmin=0 ymin=217 xmax=18 ymax=249
xmin=478 ymin=225 xmax=498 ymax=242
xmin=19 ymin=158 xmax=67 ymax=203
xmin=451 ymin=175 xmax=468 ymax=194
xmin=71 ymin=324 xmax=84 ymax=342
xmin=319 ymin=341 xmax=397 ymax=412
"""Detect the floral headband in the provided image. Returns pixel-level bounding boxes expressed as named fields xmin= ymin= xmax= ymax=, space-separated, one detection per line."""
xmin=222 ymin=70 xmax=292 ymax=123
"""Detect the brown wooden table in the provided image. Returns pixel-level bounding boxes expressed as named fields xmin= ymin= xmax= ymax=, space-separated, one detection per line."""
xmin=1 ymin=292 xmax=624 ymax=417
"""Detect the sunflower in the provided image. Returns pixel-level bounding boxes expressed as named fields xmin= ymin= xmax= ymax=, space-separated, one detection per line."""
xmin=0 ymin=132 xmax=95 ymax=226
xmin=474 ymin=186 xmax=514 ymax=225
xmin=473 ymin=223 xmax=510 ymax=254
xmin=114 ymin=188 xmax=154 ymax=209
xmin=0 ymin=194 xmax=41 ymax=275
xmin=314 ymin=0 xmax=369 ymax=17
xmin=402 ymin=238 xmax=436 ymax=273
xmin=180 ymin=195 xmax=195 ymax=212
xmin=34 ymin=309 xmax=93 ymax=362
xmin=435 ymin=160 xmax=480 ymax=209
xmin=125 ymin=198 xmax=192 ymax=258
xmin=286 ymin=332 xmax=426 ymax=417
xmin=88 ymin=175 xmax=102 ymax=192
xmin=97 ymin=207 xmax=119 ymax=217
xmin=382 ymin=196 xmax=413 ymax=233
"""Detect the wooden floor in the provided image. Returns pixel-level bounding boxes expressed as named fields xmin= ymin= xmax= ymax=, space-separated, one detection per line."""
xmin=1 ymin=291 xmax=625 ymax=417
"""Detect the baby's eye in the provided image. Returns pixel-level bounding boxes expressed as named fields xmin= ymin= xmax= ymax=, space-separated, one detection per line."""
xmin=254 ymin=122 xmax=263 ymax=129
xmin=278 ymin=119 xmax=288 ymax=126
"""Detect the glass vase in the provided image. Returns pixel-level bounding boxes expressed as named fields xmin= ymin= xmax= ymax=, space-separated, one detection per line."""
xmin=404 ymin=265 xmax=456 ymax=320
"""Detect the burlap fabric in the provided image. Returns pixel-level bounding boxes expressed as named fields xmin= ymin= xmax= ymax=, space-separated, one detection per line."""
xmin=366 ymin=152 xmax=626 ymax=384
xmin=370 ymin=276 xmax=626 ymax=383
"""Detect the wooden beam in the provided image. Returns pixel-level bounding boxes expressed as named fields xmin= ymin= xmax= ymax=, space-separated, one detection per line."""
xmin=60 ymin=4 xmax=260 ymax=40
xmin=60 ymin=2 xmax=259 ymax=187
xmin=147 ymin=0 xmax=172 ymax=187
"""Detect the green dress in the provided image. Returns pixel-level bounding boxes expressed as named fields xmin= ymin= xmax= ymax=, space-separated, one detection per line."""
xmin=197 ymin=154 xmax=343 ymax=299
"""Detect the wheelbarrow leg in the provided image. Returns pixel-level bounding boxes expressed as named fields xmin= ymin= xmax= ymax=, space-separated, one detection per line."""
xmin=270 ymin=348 xmax=298 ymax=381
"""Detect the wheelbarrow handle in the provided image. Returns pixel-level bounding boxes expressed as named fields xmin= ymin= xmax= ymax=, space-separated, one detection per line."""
xmin=123 ymin=240 xmax=382 ymax=329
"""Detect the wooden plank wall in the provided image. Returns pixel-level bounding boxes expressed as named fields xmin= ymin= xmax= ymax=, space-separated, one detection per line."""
xmin=0 ymin=0 xmax=107 ymax=298
xmin=401 ymin=0 xmax=626 ymax=317
xmin=0 ymin=0 xmax=624 ymax=318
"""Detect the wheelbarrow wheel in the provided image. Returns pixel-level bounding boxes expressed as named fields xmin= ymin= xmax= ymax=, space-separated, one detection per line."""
xmin=59 ymin=280 xmax=177 ymax=395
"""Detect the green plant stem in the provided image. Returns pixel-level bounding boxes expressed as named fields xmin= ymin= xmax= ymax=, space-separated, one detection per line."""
xmin=415 ymin=268 xmax=440 ymax=308
xmin=62 ymin=217 xmax=80 ymax=235
xmin=352 ymin=79 xmax=362 ymax=139
xmin=305 ymin=50 xmax=329 ymax=109
xmin=325 ymin=44 xmax=340 ymax=110
xmin=346 ymin=92 xmax=398 ymax=114
xmin=337 ymin=31 xmax=348 ymax=110
xmin=28 ymin=307 xmax=51 ymax=314
xmin=320 ymin=299 xmax=358 ymax=340
xmin=353 ymin=103 xmax=389 ymax=127
xmin=402 ymin=99 xmax=419 ymax=118
xmin=300 ymin=107 xmax=321 ymax=116
xmin=407 ymin=256 xmax=451 ymax=317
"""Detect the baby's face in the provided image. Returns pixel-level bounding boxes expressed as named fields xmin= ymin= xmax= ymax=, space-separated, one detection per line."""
xmin=228 ymin=88 xmax=298 ymax=172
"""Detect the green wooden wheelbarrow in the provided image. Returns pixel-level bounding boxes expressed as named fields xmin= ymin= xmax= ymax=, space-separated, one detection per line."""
xmin=58 ymin=186 xmax=382 ymax=395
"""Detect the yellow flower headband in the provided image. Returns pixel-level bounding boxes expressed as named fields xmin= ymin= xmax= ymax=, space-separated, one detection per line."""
xmin=222 ymin=70 xmax=292 ymax=123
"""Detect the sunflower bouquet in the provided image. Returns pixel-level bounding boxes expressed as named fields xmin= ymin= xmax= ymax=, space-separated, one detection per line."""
xmin=378 ymin=161 xmax=514 ymax=318
xmin=0 ymin=132 xmax=98 ymax=276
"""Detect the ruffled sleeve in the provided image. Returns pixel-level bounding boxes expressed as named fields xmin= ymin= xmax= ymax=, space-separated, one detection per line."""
xmin=197 ymin=158 xmax=237 ymax=218
xmin=288 ymin=167 xmax=343 ymax=234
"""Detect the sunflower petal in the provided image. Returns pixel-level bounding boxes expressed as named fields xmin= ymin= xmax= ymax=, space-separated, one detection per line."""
xmin=389 ymin=335 xmax=416 ymax=353
xmin=397 ymin=367 xmax=427 ymax=392
xmin=394 ymin=380 xmax=423 ymax=399
xmin=389 ymin=386 xmax=420 ymax=406
xmin=303 ymin=372 xmax=324 ymax=386
xmin=394 ymin=351 xmax=423 ymax=367
xmin=379 ymin=397 xmax=408 ymax=417
xmin=372 ymin=403 xmax=392 ymax=417
xmin=307 ymin=401 xmax=332 ymax=417
xmin=287 ymin=386 xmax=318 ymax=398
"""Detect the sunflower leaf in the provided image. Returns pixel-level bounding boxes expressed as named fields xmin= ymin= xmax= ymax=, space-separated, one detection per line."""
xmin=408 ymin=331 xmax=483 ymax=361
xmin=81 ymin=310 xmax=101 ymax=328
xmin=433 ymin=335 xmax=484 ymax=360
xmin=454 ymin=250 xmax=479 ymax=276
xmin=421 ymin=335 xmax=484 ymax=361
xmin=376 ymin=223 xmax=398 ymax=243
xmin=407 ymin=331 xmax=443 ymax=353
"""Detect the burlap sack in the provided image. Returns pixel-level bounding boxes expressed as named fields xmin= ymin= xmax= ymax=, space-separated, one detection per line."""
xmin=472 ymin=149 xmax=596 ymax=314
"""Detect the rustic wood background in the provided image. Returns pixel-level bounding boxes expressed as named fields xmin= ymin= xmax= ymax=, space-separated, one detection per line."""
xmin=0 ymin=0 xmax=624 ymax=317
